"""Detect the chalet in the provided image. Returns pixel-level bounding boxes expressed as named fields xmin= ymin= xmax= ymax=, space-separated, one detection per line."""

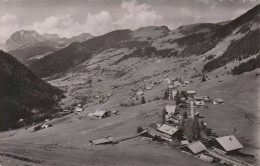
xmin=146 ymin=86 xmax=153 ymax=90
xmin=163 ymin=78 xmax=171 ymax=84
xmin=168 ymin=84 xmax=174 ymax=89
xmin=199 ymin=154 xmax=214 ymax=163
xmin=184 ymin=81 xmax=190 ymax=84
xmin=164 ymin=105 xmax=177 ymax=120
xmin=157 ymin=124 xmax=180 ymax=141
xmin=213 ymin=98 xmax=224 ymax=104
xmin=187 ymin=90 xmax=196 ymax=99
xmin=181 ymin=140 xmax=190 ymax=145
xmin=76 ymin=107 xmax=84 ymax=112
xmin=136 ymin=90 xmax=144 ymax=96
xmin=89 ymin=136 xmax=114 ymax=145
xmin=202 ymin=96 xmax=210 ymax=102
xmin=174 ymin=81 xmax=181 ymax=86
xmin=186 ymin=141 xmax=207 ymax=154
xmin=214 ymin=135 xmax=243 ymax=153
xmin=107 ymin=93 xmax=112 ymax=97
xmin=194 ymin=96 xmax=205 ymax=106
xmin=93 ymin=110 xmax=109 ymax=119
xmin=166 ymin=117 xmax=180 ymax=124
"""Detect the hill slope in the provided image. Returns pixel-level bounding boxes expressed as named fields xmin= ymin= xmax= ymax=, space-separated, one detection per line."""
xmin=0 ymin=50 xmax=63 ymax=131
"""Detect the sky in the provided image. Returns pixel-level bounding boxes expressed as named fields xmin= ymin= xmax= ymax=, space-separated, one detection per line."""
xmin=0 ymin=0 xmax=259 ymax=44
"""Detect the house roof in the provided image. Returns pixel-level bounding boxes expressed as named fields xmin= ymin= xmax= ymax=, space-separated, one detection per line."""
xmin=214 ymin=98 xmax=224 ymax=103
xmin=194 ymin=96 xmax=204 ymax=100
xmin=90 ymin=137 xmax=114 ymax=145
xmin=76 ymin=108 xmax=84 ymax=112
xmin=172 ymin=90 xmax=177 ymax=95
xmin=165 ymin=105 xmax=176 ymax=115
xmin=93 ymin=110 xmax=107 ymax=117
xmin=157 ymin=124 xmax=179 ymax=136
xmin=137 ymin=91 xmax=144 ymax=95
xmin=187 ymin=90 xmax=196 ymax=94
xmin=187 ymin=141 xmax=206 ymax=154
xmin=216 ymin=135 xmax=243 ymax=152
xmin=181 ymin=140 xmax=189 ymax=145
xmin=148 ymin=128 xmax=161 ymax=137
xmin=200 ymin=154 xmax=214 ymax=163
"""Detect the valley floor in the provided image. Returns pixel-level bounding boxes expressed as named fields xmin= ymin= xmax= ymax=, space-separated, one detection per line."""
xmin=0 ymin=65 xmax=259 ymax=166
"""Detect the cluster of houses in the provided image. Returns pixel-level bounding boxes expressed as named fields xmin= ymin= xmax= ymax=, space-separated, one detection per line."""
xmin=165 ymin=87 xmax=224 ymax=107
xmin=139 ymin=101 xmax=246 ymax=165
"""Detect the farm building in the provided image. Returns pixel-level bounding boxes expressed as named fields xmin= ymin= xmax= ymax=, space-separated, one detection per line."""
xmin=199 ymin=154 xmax=214 ymax=163
xmin=194 ymin=96 xmax=205 ymax=106
xmin=89 ymin=136 xmax=114 ymax=145
xmin=157 ymin=124 xmax=180 ymax=141
xmin=181 ymin=140 xmax=190 ymax=145
xmin=187 ymin=90 xmax=196 ymax=99
xmin=136 ymin=90 xmax=144 ymax=96
xmin=146 ymin=86 xmax=153 ymax=90
xmin=213 ymin=98 xmax=224 ymax=104
xmin=75 ymin=107 xmax=84 ymax=112
xmin=168 ymin=84 xmax=174 ymax=90
xmin=184 ymin=81 xmax=190 ymax=84
xmin=165 ymin=105 xmax=177 ymax=115
xmin=186 ymin=141 xmax=207 ymax=154
xmin=93 ymin=110 xmax=109 ymax=119
xmin=174 ymin=81 xmax=181 ymax=86
xmin=214 ymin=135 xmax=243 ymax=153
xmin=201 ymin=96 xmax=210 ymax=102
xmin=164 ymin=105 xmax=177 ymax=121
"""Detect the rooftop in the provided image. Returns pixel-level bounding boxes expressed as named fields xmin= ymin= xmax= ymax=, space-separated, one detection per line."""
xmin=157 ymin=124 xmax=179 ymax=136
xmin=216 ymin=135 xmax=243 ymax=152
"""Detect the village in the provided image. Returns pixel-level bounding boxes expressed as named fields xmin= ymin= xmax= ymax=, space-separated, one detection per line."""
xmin=28 ymin=74 xmax=255 ymax=166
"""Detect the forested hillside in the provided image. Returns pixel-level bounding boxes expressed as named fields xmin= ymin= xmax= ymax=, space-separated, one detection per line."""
xmin=232 ymin=54 xmax=260 ymax=75
xmin=0 ymin=51 xmax=63 ymax=131
xmin=203 ymin=29 xmax=260 ymax=72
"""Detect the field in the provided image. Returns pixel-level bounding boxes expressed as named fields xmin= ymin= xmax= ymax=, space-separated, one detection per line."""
xmin=0 ymin=53 xmax=259 ymax=166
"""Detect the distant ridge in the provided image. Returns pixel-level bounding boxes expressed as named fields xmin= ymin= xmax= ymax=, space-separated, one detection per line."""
xmin=5 ymin=30 xmax=94 ymax=65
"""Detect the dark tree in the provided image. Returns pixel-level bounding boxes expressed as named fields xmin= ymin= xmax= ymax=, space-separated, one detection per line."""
xmin=183 ymin=117 xmax=200 ymax=141
xmin=141 ymin=96 xmax=146 ymax=104
xmin=164 ymin=90 xmax=169 ymax=100
xmin=161 ymin=108 xmax=167 ymax=124
xmin=180 ymin=91 xmax=188 ymax=99
xmin=137 ymin=126 xmax=144 ymax=133
xmin=200 ymin=120 xmax=206 ymax=131
xmin=182 ymin=111 xmax=188 ymax=119
xmin=201 ymin=75 xmax=206 ymax=82
xmin=175 ymin=90 xmax=180 ymax=105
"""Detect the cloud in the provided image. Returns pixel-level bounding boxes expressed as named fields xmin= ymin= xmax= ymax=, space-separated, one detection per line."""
xmin=0 ymin=14 xmax=20 ymax=43
xmin=114 ymin=0 xmax=163 ymax=30
xmin=0 ymin=0 xmax=257 ymax=44
xmin=24 ymin=11 xmax=113 ymax=37
xmin=24 ymin=0 xmax=163 ymax=37
xmin=0 ymin=14 xmax=18 ymax=24
xmin=179 ymin=7 xmax=192 ymax=17
xmin=25 ymin=15 xmax=81 ymax=37
xmin=83 ymin=11 xmax=113 ymax=36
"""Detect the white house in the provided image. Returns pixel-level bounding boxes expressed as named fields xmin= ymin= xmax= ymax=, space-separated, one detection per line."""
xmin=194 ymin=96 xmax=205 ymax=106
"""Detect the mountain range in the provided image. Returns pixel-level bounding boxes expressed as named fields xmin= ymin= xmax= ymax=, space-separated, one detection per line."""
xmin=5 ymin=30 xmax=94 ymax=65
xmin=25 ymin=4 xmax=260 ymax=78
